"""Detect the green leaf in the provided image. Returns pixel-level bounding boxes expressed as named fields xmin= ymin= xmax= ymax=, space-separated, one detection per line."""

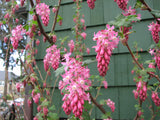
xmin=82 ymin=59 xmax=96 ymax=66
xmin=101 ymin=112 xmax=111 ymax=119
xmin=134 ymin=0 xmax=143 ymax=9
xmin=82 ymin=110 xmax=91 ymax=120
xmin=48 ymin=113 xmax=59 ymax=120
xmin=29 ymin=10 xmax=34 ymax=15
xmin=99 ymin=99 xmax=105 ymax=105
xmin=2 ymin=20 xmax=6 ymax=24
xmin=84 ymin=101 xmax=92 ymax=111
xmin=151 ymin=10 xmax=160 ymax=18
xmin=49 ymin=105 xmax=56 ymax=111
xmin=109 ymin=14 xmax=140 ymax=27
xmin=54 ymin=66 xmax=65 ymax=77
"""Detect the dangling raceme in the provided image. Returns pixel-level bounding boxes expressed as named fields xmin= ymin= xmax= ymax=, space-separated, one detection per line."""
xmin=93 ymin=24 xmax=119 ymax=76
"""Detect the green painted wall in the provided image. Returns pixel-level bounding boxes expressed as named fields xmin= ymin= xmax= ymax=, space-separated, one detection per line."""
xmin=31 ymin=0 xmax=160 ymax=119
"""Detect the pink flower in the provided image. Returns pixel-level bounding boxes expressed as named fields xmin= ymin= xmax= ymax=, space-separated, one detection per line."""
xmin=68 ymin=40 xmax=74 ymax=53
xmin=59 ymin=20 xmax=62 ymax=26
xmin=114 ymin=0 xmax=128 ymax=11
xmin=102 ymin=80 xmax=108 ymax=89
xmin=81 ymin=19 xmax=85 ymax=24
xmin=36 ymin=39 xmax=40 ymax=46
xmin=36 ymin=3 xmax=50 ymax=26
xmin=43 ymin=45 xmax=60 ymax=71
xmin=106 ymin=99 xmax=115 ymax=112
xmin=4 ymin=13 xmax=9 ymax=19
xmin=152 ymin=92 xmax=160 ymax=106
xmin=93 ymin=24 xmax=119 ymax=76
xmin=33 ymin=93 xmax=40 ymax=104
xmin=155 ymin=50 xmax=160 ymax=70
xmin=4 ymin=37 xmax=8 ymax=43
xmin=148 ymin=22 xmax=160 ymax=44
xmin=43 ymin=107 xmax=48 ymax=116
xmin=86 ymin=48 xmax=90 ymax=55
xmin=27 ymin=99 xmax=32 ymax=107
xmin=16 ymin=83 xmax=22 ymax=92
xmin=52 ymin=35 xmax=57 ymax=43
xmin=87 ymin=0 xmax=96 ymax=9
xmin=37 ymin=106 xmax=41 ymax=112
xmin=59 ymin=55 xmax=91 ymax=118
xmin=10 ymin=25 xmax=26 ymax=49
xmin=52 ymin=7 xmax=57 ymax=13
xmin=33 ymin=116 xmax=38 ymax=120
xmin=16 ymin=19 xmax=19 ymax=23
xmin=81 ymin=32 xmax=87 ymax=40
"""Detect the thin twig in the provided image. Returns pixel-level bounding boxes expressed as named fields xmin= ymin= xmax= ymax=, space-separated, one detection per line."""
xmin=29 ymin=0 xmax=53 ymax=44
xmin=139 ymin=0 xmax=160 ymax=24
xmin=125 ymin=42 xmax=160 ymax=82
xmin=89 ymin=93 xmax=106 ymax=114
xmin=51 ymin=0 xmax=62 ymax=34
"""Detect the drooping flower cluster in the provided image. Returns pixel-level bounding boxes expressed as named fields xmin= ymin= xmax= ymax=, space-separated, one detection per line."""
xmin=10 ymin=25 xmax=26 ymax=49
xmin=43 ymin=45 xmax=60 ymax=71
xmin=148 ymin=63 xmax=156 ymax=77
xmin=114 ymin=0 xmax=128 ymax=11
xmin=87 ymin=0 xmax=96 ymax=9
xmin=93 ymin=24 xmax=119 ymax=76
xmin=133 ymin=81 xmax=147 ymax=101
xmin=59 ymin=53 xmax=91 ymax=118
xmin=106 ymin=99 xmax=115 ymax=112
xmin=148 ymin=22 xmax=160 ymax=44
xmin=152 ymin=92 xmax=160 ymax=106
xmin=32 ymin=90 xmax=40 ymax=104
xmin=120 ymin=6 xmax=141 ymax=41
xmin=155 ymin=50 xmax=160 ymax=70
xmin=68 ymin=40 xmax=74 ymax=53
xmin=36 ymin=3 xmax=50 ymax=26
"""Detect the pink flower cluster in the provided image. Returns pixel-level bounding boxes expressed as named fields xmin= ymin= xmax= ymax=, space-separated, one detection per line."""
xmin=59 ymin=54 xmax=91 ymax=118
xmin=93 ymin=24 xmax=119 ymax=76
xmin=152 ymin=92 xmax=160 ymax=106
xmin=114 ymin=0 xmax=128 ymax=11
xmin=120 ymin=6 xmax=141 ymax=41
xmin=148 ymin=63 xmax=156 ymax=77
xmin=155 ymin=50 xmax=160 ymax=70
xmin=43 ymin=45 xmax=60 ymax=72
xmin=32 ymin=90 xmax=40 ymax=104
xmin=10 ymin=25 xmax=26 ymax=49
xmin=148 ymin=22 xmax=160 ymax=44
xmin=68 ymin=40 xmax=74 ymax=53
xmin=106 ymin=99 xmax=115 ymax=112
xmin=36 ymin=3 xmax=50 ymax=26
xmin=87 ymin=0 xmax=96 ymax=9
xmin=149 ymin=49 xmax=160 ymax=70
xmin=16 ymin=83 xmax=22 ymax=92
xmin=133 ymin=81 xmax=147 ymax=101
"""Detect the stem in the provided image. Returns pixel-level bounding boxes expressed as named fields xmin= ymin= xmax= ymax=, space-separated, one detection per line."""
xmin=51 ymin=0 xmax=62 ymax=33
xmin=89 ymin=93 xmax=106 ymax=114
xmin=29 ymin=0 xmax=52 ymax=44
xmin=125 ymin=42 xmax=160 ymax=82
xmin=134 ymin=100 xmax=142 ymax=120
xmin=139 ymin=0 xmax=160 ymax=24
xmin=89 ymin=82 xmax=103 ymax=116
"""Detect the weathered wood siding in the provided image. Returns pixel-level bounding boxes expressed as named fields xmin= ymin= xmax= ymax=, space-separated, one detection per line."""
xmin=31 ymin=0 xmax=160 ymax=119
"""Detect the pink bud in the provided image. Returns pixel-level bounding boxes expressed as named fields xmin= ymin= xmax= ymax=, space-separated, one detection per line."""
xmin=52 ymin=7 xmax=57 ymax=13
xmin=86 ymin=48 xmax=90 ymax=55
xmin=43 ymin=107 xmax=48 ymax=116
xmin=36 ymin=39 xmax=40 ymax=46
xmin=102 ymin=80 xmax=108 ymax=89
xmin=81 ymin=32 xmax=87 ymax=40
xmin=16 ymin=18 xmax=19 ymax=23
xmin=27 ymin=99 xmax=32 ymax=107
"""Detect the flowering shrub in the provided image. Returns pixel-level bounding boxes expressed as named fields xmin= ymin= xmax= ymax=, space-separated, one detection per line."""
xmin=1 ymin=0 xmax=160 ymax=120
